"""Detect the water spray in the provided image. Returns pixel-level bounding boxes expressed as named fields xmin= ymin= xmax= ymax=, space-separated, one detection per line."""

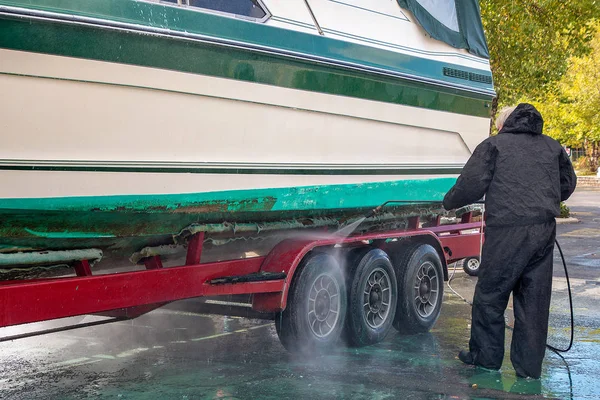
xmin=334 ymin=200 xmax=439 ymax=237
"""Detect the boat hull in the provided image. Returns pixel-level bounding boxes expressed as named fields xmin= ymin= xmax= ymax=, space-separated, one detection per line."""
xmin=0 ymin=0 xmax=493 ymax=267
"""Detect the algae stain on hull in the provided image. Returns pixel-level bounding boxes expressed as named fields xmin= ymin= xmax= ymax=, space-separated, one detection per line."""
xmin=0 ymin=178 xmax=457 ymax=252
xmin=168 ymin=197 xmax=277 ymax=214
xmin=24 ymin=228 xmax=116 ymax=239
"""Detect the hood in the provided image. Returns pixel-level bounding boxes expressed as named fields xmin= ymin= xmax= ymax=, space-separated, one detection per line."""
xmin=499 ymin=103 xmax=544 ymax=135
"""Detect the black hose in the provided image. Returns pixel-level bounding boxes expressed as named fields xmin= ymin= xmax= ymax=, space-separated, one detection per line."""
xmin=373 ymin=200 xmax=574 ymax=353
xmin=446 ymin=240 xmax=574 ymax=355
xmin=546 ymin=239 xmax=574 ymax=354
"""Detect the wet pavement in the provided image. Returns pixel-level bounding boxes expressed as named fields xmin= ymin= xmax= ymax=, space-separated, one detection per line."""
xmin=0 ymin=189 xmax=599 ymax=399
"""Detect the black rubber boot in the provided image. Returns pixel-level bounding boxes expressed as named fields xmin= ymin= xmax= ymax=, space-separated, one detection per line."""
xmin=458 ymin=350 xmax=475 ymax=365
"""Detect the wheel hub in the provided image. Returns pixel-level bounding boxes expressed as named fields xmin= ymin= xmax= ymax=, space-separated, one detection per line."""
xmin=419 ymin=277 xmax=431 ymax=301
xmin=307 ymin=273 xmax=341 ymax=338
xmin=413 ymin=261 xmax=440 ymax=319
xmin=363 ymin=268 xmax=392 ymax=329
xmin=467 ymin=258 xmax=480 ymax=270
xmin=315 ymin=291 xmax=332 ymax=321
xmin=369 ymin=285 xmax=382 ymax=310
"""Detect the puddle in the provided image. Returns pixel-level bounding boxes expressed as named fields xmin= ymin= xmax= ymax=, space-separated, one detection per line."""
xmin=560 ymin=228 xmax=600 ymax=238
xmin=571 ymin=252 xmax=600 ymax=268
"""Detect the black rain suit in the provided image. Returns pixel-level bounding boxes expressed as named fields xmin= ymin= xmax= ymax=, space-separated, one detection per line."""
xmin=443 ymin=103 xmax=577 ymax=378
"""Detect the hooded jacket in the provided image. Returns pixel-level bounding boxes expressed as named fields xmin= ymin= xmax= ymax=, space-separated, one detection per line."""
xmin=443 ymin=103 xmax=577 ymax=227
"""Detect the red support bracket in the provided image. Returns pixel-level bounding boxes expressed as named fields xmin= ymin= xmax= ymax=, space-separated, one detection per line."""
xmin=186 ymin=232 xmax=205 ymax=266
xmin=461 ymin=211 xmax=473 ymax=223
xmin=423 ymin=215 xmax=442 ymax=227
xmin=408 ymin=216 xmax=420 ymax=230
xmin=144 ymin=255 xmax=163 ymax=270
xmin=74 ymin=260 xmax=92 ymax=277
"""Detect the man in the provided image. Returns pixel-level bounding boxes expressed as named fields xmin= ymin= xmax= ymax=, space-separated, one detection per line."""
xmin=443 ymin=103 xmax=577 ymax=379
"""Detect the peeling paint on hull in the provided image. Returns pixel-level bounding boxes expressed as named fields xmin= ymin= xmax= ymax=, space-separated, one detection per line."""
xmin=0 ymin=178 xmax=455 ymax=254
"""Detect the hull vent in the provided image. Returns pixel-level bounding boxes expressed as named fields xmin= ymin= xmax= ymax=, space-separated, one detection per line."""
xmin=443 ymin=67 xmax=492 ymax=84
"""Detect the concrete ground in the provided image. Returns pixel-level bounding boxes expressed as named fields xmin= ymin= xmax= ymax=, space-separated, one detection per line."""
xmin=0 ymin=189 xmax=598 ymax=399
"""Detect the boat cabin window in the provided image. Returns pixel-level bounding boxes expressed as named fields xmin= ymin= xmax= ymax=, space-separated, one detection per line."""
xmin=414 ymin=0 xmax=458 ymax=32
xmin=397 ymin=0 xmax=489 ymax=58
xmin=156 ymin=0 xmax=267 ymax=20
xmin=187 ymin=0 xmax=266 ymax=18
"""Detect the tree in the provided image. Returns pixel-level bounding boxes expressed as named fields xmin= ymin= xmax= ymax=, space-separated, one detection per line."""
xmin=532 ymin=22 xmax=600 ymax=171
xmin=480 ymin=1 xmax=600 ymax=109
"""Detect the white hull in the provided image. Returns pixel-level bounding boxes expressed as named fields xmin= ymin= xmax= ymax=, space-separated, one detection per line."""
xmin=0 ymin=49 xmax=488 ymax=199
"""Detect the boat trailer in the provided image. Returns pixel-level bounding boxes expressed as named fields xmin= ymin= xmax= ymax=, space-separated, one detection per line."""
xmin=0 ymin=211 xmax=483 ymax=350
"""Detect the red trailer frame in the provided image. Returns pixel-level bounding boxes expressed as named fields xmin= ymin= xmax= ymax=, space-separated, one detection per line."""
xmin=0 ymin=211 xmax=483 ymax=336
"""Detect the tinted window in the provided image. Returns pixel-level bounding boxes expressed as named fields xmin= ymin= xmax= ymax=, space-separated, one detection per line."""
xmin=187 ymin=0 xmax=266 ymax=19
xmin=415 ymin=0 xmax=458 ymax=32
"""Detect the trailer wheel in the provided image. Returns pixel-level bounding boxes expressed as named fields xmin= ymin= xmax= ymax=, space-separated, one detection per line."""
xmin=460 ymin=257 xmax=480 ymax=276
xmin=393 ymin=244 xmax=443 ymax=334
xmin=344 ymin=248 xmax=397 ymax=347
xmin=275 ymin=252 xmax=347 ymax=354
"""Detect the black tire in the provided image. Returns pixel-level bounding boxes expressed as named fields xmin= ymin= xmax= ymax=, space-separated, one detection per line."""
xmin=392 ymin=244 xmax=444 ymax=334
xmin=344 ymin=248 xmax=397 ymax=347
xmin=461 ymin=257 xmax=480 ymax=276
xmin=275 ymin=251 xmax=347 ymax=354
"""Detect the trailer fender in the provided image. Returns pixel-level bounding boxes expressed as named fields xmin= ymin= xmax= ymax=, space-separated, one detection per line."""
xmin=252 ymin=231 xmax=446 ymax=313
xmin=252 ymin=238 xmax=316 ymax=313
xmin=396 ymin=234 xmax=449 ymax=281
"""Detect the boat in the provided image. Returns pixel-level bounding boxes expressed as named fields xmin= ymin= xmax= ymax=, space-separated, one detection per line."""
xmin=0 ymin=0 xmax=494 ymax=271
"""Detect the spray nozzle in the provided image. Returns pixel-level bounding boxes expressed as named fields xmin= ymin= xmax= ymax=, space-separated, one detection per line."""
xmin=364 ymin=200 xmax=439 ymax=219
xmin=365 ymin=205 xmax=384 ymax=219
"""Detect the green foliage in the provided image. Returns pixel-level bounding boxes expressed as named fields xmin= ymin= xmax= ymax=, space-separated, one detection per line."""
xmin=559 ymin=202 xmax=570 ymax=218
xmin=528 ymin=22 xmax=600 ymax=170
xmin=480 ymin=1 xmax=600 ymax=105
xmin=480 ymin=1 xmax=600 ymax=169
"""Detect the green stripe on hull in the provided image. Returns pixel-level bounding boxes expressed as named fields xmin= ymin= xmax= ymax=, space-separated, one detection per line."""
xmin=0 ymin=178 xmax=456 ymax=242
xmin=0 ymin=1 xmax=494 ymax=117
xmin=0 ymin=178 xmax=456 ymax=213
